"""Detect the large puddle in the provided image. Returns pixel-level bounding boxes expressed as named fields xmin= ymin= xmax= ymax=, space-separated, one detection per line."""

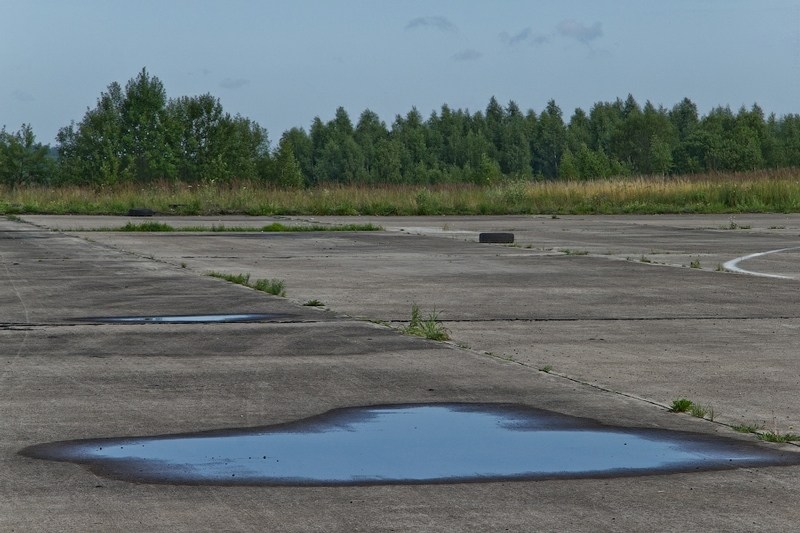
xmin=74 ymin=313 xmax=287 ymax=324
xmin=21 ymin=404 xmax=799 ymax=486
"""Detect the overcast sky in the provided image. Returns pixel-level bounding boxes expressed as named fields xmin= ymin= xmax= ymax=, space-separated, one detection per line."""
xmin=2 ymin=0 xmax=799 ymax=145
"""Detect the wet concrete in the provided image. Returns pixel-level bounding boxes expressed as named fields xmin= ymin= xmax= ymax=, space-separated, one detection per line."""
xmin=22 ymin=403 xmax=798 ymax=486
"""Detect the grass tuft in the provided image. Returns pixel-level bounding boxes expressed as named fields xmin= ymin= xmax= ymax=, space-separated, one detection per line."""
xmin=732 ymin=422 xmax=761 ymax=434
xmin=757 ymin=431 xmax=800 ymax=443
xmin=402 ymin=303 xmax=450 ymax=341
xmin=209 ymin=272 xmax=250 ymax=285
xmin=209 ymin=271 xmax=286 ymax=296
xmin=120 ymin=221 xmax=174 ymax=232
xmin=251 ymin=278 xmax=286 ymax=297
xmin=669 ymin=398 xmax=694 ymax=413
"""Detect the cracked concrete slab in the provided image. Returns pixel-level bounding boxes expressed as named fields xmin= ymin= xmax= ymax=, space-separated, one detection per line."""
xmin=3 ymin=214 xmax=800 ymax=531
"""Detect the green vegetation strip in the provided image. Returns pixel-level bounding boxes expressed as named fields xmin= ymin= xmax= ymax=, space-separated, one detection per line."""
xmin=109 ymin=221 xmax=382 ymax=232
xmin=208 ymin=272 xmax=286 ymax=297
xmin=3 ymin=170 xmax=800 ymax=216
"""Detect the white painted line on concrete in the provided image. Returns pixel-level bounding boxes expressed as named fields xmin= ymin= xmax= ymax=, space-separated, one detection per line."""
xmin=723 ymin=247 xmax=800 ymax=279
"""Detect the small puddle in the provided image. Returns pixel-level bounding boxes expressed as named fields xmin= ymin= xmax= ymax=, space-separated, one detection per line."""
xmin=21 ymin=404 xmax=799 ymax=486
xmin=74 ymin=313 xmax=287 ymax=324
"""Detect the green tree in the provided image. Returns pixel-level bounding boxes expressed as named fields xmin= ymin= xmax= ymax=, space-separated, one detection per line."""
xmin=534 ymin=100 xmax=566 ymax=178
xmin=373 ymin=138 xmax=403 ymax=183
xmin=354 ymin=109 xmax=389 ymax=181
xmin=558 ymin=148 xmax=579 ymax=179
xmin=669 ymin=97 xmax=699 ymax=142
xmin=312 ymin=108 xmax=364 ymax=183
xmin=269 ymin=137 xmax=304 ymax=187
xmin=278 ymin=127 xmax=313 ymax=179
xmin=0 ymin=124 xmax=56 ymax=185
xmin=118 ymin=68 xmax=174 ymax=181
xmin=499 ymin=100 xmax=532 ymax=176
xmin=57 ymin=81 xmax=125 ymax=184
xmin=166 ymin=93 xmax=225 ymax=181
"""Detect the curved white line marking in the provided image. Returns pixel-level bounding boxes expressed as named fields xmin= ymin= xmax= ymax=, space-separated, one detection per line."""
xmin=723 ymin=247 xmax=800 ymax=279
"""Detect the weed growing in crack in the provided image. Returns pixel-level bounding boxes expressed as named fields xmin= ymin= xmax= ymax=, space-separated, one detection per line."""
xmin=209 ymin=272 xmax=251 ymax=285
xmin=733 ymin=422 xmax=761 ymax=434
xmin=252 ymin=278 xmax=286 ymax=297
xmin=120 ymin=221 xmax=174 ymax=232
xmin=303 ymin=299 xmax=324 ymax=307
xmin=690 ymin=258 xmax=701 ymax=269
xmin=757 ymin=417 xmax=800 ymax=443
xmin=757 ymin=431 xmax=800 ymax=443
xmin=209 ymin=272 xmax=286 ymax=296
xmin=669 ymin=398 xmax=693 ymax=413
xmin=689 ymin=403 xmax=715 ymax=420
xmin=539 ymin=365 xmax=553 ymax=373
xmin=402 ymin=303 xmax=450 ymax=341
xmin=560 ymin=249 xmax=589 ymax=256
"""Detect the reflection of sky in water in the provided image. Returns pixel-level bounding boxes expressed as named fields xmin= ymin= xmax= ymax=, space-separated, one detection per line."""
xmin=85 ymin=314 xmax=278 ymax=323
xmin=55 ymin=405 xmax=768 ymax=483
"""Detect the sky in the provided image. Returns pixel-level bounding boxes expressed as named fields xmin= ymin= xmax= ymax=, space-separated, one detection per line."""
xmin=2 ymin=0 xmax=799 ymax=145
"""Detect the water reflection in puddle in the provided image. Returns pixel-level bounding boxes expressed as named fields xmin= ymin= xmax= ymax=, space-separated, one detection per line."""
xmin=21 ymin=404 xmax=799 ymax=486
xmin=75 ymin=313 xmax=286 ymax=324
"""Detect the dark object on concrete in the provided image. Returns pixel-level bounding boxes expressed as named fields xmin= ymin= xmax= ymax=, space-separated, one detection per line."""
xmin=21 ymin=403 xmax=800 ymax=486
xmin=479 ymin=232 xmax=514 ymax=243
xmin=72 ymin=313 xmax=289 ymax=324
xmin=127 ymin=208 xmax=155 ymax=217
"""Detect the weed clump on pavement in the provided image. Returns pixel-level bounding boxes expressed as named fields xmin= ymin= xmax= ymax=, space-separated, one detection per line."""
xmin=252 ymin=278 xmax=286 ymax=297
xmin=668 ymin=399 xmax=694 ymax=413
xmin=402 ymin=304 xmax=450 ymax=341
xmin=732 ymin=422 xmax=761 ymax=434
xmin=209 ymin=272 xmax=286 ymax=297
xmin=757 ymin=431 xmax=800 ymax=443
xmin=120 ymin=221 xmax=174 ymax=232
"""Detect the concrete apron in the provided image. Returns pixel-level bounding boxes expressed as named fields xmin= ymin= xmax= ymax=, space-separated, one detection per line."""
xmin=3 ymin=215 xmax=800 ymax=531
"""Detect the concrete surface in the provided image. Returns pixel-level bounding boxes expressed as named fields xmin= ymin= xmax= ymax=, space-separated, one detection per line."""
xmin=3 ymin=214 xmax=800 ymax=531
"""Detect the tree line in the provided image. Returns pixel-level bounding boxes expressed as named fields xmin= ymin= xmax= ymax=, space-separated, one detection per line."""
xmin=2 ymin=68 xmax=800 ymax=186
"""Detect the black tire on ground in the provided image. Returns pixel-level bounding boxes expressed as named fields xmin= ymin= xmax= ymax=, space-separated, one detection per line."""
xmin=128 ymin=208 xmax=155 ymax=217
xmin=479 ymin=232 xmax=514 ymax=244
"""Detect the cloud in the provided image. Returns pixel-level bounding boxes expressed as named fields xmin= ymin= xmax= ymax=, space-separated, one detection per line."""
xmin=557 ymin=19 xmax=603 ymax=44
xmin=12 ymin=90 xmax=34 ymax=102
xmin=501 ymin=27 xmax=549 ymax=46
xmin=406 ymin=16 xmax=457 ymax=32
xmin=219 ymin=78 xmax=250 ymax=89
xmin=451 ymin=49 xmax=481 ymax=62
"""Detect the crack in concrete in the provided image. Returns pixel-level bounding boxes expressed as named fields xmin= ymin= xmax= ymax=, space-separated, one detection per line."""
xmin=481 ymin=349 xmax=800 ymax=449
xmin=387 ymin=316 xmax=800 ymax=323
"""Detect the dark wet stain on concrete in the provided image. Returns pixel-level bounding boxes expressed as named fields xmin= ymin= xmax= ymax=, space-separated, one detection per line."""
xmin=74 ymin=313 xmax=288 ymax=324
xmin=21 ymin=404 xmax=800 ymax=486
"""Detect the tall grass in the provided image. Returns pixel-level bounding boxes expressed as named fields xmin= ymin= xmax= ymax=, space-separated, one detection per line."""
xmin=2 ymin=169 xmax=800 ymax=216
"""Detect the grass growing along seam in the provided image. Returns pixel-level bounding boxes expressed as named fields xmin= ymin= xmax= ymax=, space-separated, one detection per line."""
xmin=113 ymin=222 xmax=382 ymax=232
xmin=402 ymin=304 xmax=450 ymax=341
xmin=208 ymin=272 xmax=286 ymax=297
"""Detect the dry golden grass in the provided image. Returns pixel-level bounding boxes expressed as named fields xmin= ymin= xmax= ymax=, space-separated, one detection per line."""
xmin=2 ymin=168 xmax=799 ymax=216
